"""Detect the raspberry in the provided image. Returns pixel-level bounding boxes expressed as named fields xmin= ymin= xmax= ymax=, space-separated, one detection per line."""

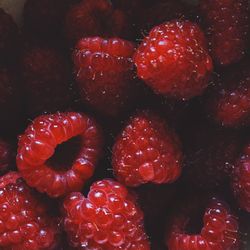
xmin=0 ymin=138 xmax=15 ymax=176
xmin=207 ymin=61 xmax=250 ymax=127
xmin=20 ymin=46 xmax=72 ymax=116
xmin=16 ymin=112 xmax=103 ymax=197
xmin=166 ymin=197 xmax=239 ymax=250
xmin=232 ymin=144 xmax=250 ymax=212
xmin=134 ymin=20 xmax=213 ymax=100
xmin=0 ymin=172 xmax=60 ymax=249
xmin=0 ymin=8 xmax=18 ymax=63
xmin=65 ymin=0 xmax=130 ymax=44
xmin=112 ymin=111 xmax=183 ymax=187
xmin=63 ymin=179 xmax=150 ymax=249
xmin=200 ymin=0 xmax=249 ymax=66
xmin=73 ymin=37 xmax=136 ymax=116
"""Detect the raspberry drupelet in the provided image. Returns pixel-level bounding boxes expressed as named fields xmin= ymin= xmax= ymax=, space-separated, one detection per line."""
xmin=16 ymin=112 xmax=103 ymax=198
xmin=73 ymin=37 xmax=136 ymax=116
xmin=134 ymin=20 xmax=213 ymax=100
xmin=63 ymin=179 xmax=150 ymax=249
xmin=200 ymin=0 xmax=249 ymax=66
xmin=0 ymin=172 xmax=60 ymax=249
xmin=166 ymin=197 xmax=239 ymax=250
xmin=112 ymin=111 xmax=183 ymax=187
xmin=232 ymin=143 xmax=250 ymax=213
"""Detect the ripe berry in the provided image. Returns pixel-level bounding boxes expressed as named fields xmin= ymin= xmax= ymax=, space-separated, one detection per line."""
xmin=0 ymin=172 xmax=60 ymax=249
xmin=207 ymin=61 xmax=250 ymax=127
xmin=232 ymin=143 xmax=250 ymax=212
xmin=166 ymin=197 xmax=239 ymax=250
xmin=65 ymin=0 xmax=130 ymax=44
xmin=112 ymin=111 xmax=183 ymax=187
xmin=16 ymin=112 xmax=103 ymax=197
xmin=63 ymin=179 xmax=150 ymax=249
xmin=0 ymin=138 xmax=15 ymax=176
xmin=0 ymin=8 xmax=18 ymax=63
xmin=134 ymin=20 xmax=213 ymax=100
xmin=200 ymin=0 xmax=249 ymax=66
xmin=73 ymin=37 xmax=136 ymax=116
xmin=20 ymin=46 xmax=72 ymax=116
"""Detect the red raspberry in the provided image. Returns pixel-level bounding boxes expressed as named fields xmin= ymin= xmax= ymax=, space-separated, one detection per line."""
xmin=207 ymin=61 xmax=250 ymax=127
xmin=200 ymin=0 xmax=249 ymax=66
xmin=65 ymin=0 xmax=130 ymax=44
xmin=16 ymin=112 xmax=103 ymax=197
xmin=232 ymin=144 xmax=250 ymax=212
xmin=63 ymin=179 xmax=150 ymax=249
xmin=20 ymin=46 xmax=72 ymax=116
xmin=112 ymin=111 xmax=183 ymax=187
xmin=0 ymin=138 xmax=15 ymax=176
xmin=0 ymin=172 xmax=60 ymax=249
xmin=0 ymin=8 xmax=18 ymax=62
xmin=73 ymin=37 xmax=136 ymax=116
xmin=166 ymin=197 xmax=239 ymax=250
xmin=134 ymin=20 xmax=213 ymax=100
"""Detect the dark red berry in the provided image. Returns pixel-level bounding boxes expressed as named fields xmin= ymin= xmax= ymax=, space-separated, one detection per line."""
xmin=200 ymin=0 xmax=249 ymax=66
xmin=73 ymin=37 xmax=136 ymax=116
xmin=20 ymin=46 xmax=72 ymax=116
xmin=0 ymin=172 xmax=60 ymax=249
xmin=232 ymin=144 xmax=250 ymax=212
xmin=63 ymin=179 xmax=150 ymax=249
xmin=166 ymin=197 xmax=239 ymax=250
xmin=134 ymin=20 xmax=213 ymax=100
xmin=16 ymin=112 xmax=103 ymax=197
xmin=112 ymin=111 xmax=183 ymax=187
xmin=0 ymin=138 xmax=15 ymax=176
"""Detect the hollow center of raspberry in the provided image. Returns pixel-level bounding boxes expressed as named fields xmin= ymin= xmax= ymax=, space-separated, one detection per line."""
xmin=185 ymin=209 xmax=204 ymax=235
xmin=46 ymin=136 xmax=82 ymax=171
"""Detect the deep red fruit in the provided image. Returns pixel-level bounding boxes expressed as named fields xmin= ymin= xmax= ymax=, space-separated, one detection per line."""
xmin=20 ymin=46 xmax=72 ymax=116
xmin=166 ymin=197 xmax=239 ymax=250
xmin=16 ymin=112 xmax=103 ymax=197
xmin=207 ymin=61 xmax=250 ymax=127
xmin=200 ymin=0 xmax=249 ymax=66
xmin=112 ymin=111 xmax=182 ymax=187
xmin=65 ymin=0 xmax=130 ymax=44
xmin=73 ymin=37 xmax=136 ymax=116
xmin=0 ymin=8 xmax=18 ymax=62
xmin=0 ymin=138 xmax=15 ymax=175
xmin=232 ymin=144 xmax=250 ymax=212
xmin=134 ymin=20 xmax=213 ymax=100
xmin=0 ymin=172 xmax=60 ymax=249
xmin=63 ymin=179 xmax=150 ymax=249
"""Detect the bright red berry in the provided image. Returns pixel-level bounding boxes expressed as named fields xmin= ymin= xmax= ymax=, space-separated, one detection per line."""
xmin=65 ymin=0 xmax=130 ymax=44
xmin=134 ymin=20 xmax=213 ymax=100
xmin=20 ymin=46 xmax=72 ymax=116
xmin=16 ymin=112 xmax=103 ymax=197
xmin=166 ymin=197 xmax=239 ymax=250
xmin=73 ymin=37 xmax=136 ymax=116
xmin=207 ymin=61 xmax=250 ymax=127
xmin=200 ymin=0 xmax=249 ymax=66
xmin=232 ymin=143 xmax=250 ymax=212
xmin=0 ymin=138 xmax=15 ymax=176
xmin=63 ymin=179 xmax=150 ymax=249
xmin=112 ymin=111 xmax=183 ymax=187
xmin=0 ymin=172 xmax=60 ymax=249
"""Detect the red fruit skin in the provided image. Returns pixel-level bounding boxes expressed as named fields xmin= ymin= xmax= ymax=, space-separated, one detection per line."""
xmin=65 ymin=0 xmax=130 ymax=44
xmin=0 ymin=172 xmax=60 ymax=250
xmin=112 ymin=111 xmax=183 ymax=187
xmin=16 ymin=112 xmax=103 ymax=198
xmin=200 ymin=0 xmax=249 ymax=66
xmin=134 ymin=20 xmax=213 ymax=100
xmin=0 ymin=8 xmax=18 ymax=62
xmin=166 ymin=198 xmax=240 ymax=250
xmin=20 ymin=46 xmax=72 ymax=116
xmin=232 ymin=144 xmax=250 ymax=212
xmin=0 ymin=139 xmax=15 ymax=176
xmin=73 ymin=37 xmax=136 ymax=116
xmin=63 ymin=179 xmax=150 ymax=250
xmin=207 ymin=62 xmax=250 ymax=127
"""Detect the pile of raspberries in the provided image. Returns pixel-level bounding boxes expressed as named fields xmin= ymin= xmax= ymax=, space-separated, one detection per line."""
xmin=0 ymin=0 xmax=250 ymax=249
